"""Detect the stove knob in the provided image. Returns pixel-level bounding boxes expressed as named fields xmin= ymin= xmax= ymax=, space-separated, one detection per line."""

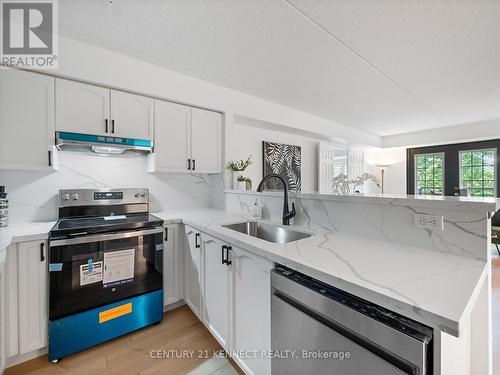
xmin=72 ymin=193 xmax=80 ymax=200
xmin=62 ymin=193 xmax=70 ymax=201
xmin=134 ymin=193 xmax=140 ymax=198
xmin=140 ymin=192 xmax=146 ymax=198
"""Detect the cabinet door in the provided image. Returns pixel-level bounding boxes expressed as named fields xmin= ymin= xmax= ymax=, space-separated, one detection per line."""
xmin=202 ymin=234 xmax=230 ymax=350
xmin=55 ymin=78 xmax=110 ymax=136
xmin=17 ymin=240 xmax=48 ymax=355
xmin=110 ymin=90 xmax=153 ymax=140
xmin=163 ymin=224 xmax=181 ymax=307
xmin=152 ymin=100 xmax=191 ymax=172
xmin=5 ymin=245 xmax=18 ymax=358
xmin=190 ymin=108 xmax=223 ymax=173
xmin=184 ymin=226 xmax=202 ymax=318
xmin=0 ymin=69 xmax=54 ymax=170
xmin=0 ymin=258 xmax=5 ymax=373
xmin=231 ymin=246 xmax=273 ymax=375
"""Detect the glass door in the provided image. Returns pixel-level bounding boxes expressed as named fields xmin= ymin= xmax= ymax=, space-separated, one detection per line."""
xmin=407 ymin=139 xmax=499 ymax=197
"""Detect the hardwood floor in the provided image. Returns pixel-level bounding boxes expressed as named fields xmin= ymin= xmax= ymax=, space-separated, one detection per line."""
xmin=5 ymin=305 xmax=244 ymax=375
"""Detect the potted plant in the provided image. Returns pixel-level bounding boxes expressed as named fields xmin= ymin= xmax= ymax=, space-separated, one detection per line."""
xmin=244 ymin=177 xmax=253 ymax=191
xmin=237 ymin=175 xmax=247 ymax=191
xmin=227 ymin=156 xmax=252 ymax=190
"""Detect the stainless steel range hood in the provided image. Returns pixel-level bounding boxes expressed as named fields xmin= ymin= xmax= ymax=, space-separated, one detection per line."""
xmin=55 ymin=132 xmax=153 ymax=155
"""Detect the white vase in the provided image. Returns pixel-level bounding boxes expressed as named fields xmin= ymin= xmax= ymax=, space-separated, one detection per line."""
xmin=237 ymin=181 xmax=246 ymax=191
xmin=233 ymin=171 xmax=244 ymax=190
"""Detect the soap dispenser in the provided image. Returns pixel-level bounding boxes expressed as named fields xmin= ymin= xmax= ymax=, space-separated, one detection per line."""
xmin=250 ymin=200 xmax=262 ymax=220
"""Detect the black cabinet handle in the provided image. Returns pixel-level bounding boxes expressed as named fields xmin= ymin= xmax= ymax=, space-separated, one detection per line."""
xmin=192 ymin=159 xmax=196 ymax=171
xmin=195 ymin=233 xmax=200 ymax=248
xmin=105 ymin=119 xmax=109 ymax=133
xmin=40 ymin=242 xmax=45 ymax=262
xmin=226 ymin=245 xmax=232 ymax=265
xmin=221 ymin=245 xmax=226 ymax=265
xmin=164 ymin=228 xmax=168 ymax=241
xmin=111 ymin=119 xmax=115 ymax=134
xmin=188 ymin=159 xmax=191 ymax=170
xmin=48 ymin=150 xmax=52 ymax=167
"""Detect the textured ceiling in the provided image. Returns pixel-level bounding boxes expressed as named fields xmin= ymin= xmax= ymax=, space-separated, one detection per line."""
xmin=58 ymin=0 xmax=500 ymax=137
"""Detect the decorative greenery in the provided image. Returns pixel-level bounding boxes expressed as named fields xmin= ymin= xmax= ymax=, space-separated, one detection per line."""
xmin=237 ymin=175 xmax=246 ymax=182
xmin=227 ymin=156 xmax=252 ymax=172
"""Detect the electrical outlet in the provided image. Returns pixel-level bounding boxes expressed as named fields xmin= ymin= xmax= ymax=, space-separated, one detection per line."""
xmin=414 ymin=214 xmax=444 ymax=231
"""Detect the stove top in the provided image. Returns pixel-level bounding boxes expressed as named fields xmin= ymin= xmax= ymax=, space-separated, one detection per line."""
xmin=50 ymin=213 xmax=164 ymax=239
xmin=50 ymin=188 xmax=164 ymax=239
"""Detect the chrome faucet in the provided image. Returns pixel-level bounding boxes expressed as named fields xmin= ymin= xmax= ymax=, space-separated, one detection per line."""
xmin=256 ymin=174 xmax=296 ymax=225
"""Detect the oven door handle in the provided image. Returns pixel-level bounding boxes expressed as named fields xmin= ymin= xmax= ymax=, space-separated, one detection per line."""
xmin=50 ymin=227 xmax=164 ymax=247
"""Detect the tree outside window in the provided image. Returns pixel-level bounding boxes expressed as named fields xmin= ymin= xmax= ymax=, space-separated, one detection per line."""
xmin=460 ymin=149 xmax=496 ymax=197
xmin=415 ymin=153 xmax=444 ymax=195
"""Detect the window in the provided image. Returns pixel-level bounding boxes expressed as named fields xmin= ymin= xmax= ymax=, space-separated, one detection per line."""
xmin=460 ymin=149 xmax=496 ymax=197
xmin=415 ymin=153 xmax=444 ymax=195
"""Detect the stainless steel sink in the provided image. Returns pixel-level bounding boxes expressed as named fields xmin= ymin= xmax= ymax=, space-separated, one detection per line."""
xmin=222 ymin=221 xmax=312 ymax=244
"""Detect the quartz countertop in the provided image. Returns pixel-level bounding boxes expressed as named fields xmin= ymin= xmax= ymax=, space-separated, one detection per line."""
xmin=154 ymin=208 xmax=488 ymax=337
xmin=225 ymin=189 xmax=500 ymax=212
xmin=0 ymin=210 xmax=487 ymax=338
xmin=0 ymin=221 xmax=55 ymax=254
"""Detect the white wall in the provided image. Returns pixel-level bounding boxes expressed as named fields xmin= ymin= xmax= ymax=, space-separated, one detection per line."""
xmin=0 ymin=152 xmax=224 ymax=224
xmin=51 ymin=36 xmax=381 ymax=148
xmin=364 ymin=147 xmax=407 ymax=195
xmin=229 ymin=123 xmax=318 ymax=192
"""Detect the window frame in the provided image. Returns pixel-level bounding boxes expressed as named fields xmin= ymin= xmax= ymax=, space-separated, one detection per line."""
xmin=406 ymin=138 xmax=500 ymax=198
xmin=459 ymin=148 xmax=497 ymax=197
xmin=414 ymin=152 xmax=445 ymax=196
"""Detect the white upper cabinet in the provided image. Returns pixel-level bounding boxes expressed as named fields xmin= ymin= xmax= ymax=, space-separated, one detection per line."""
xmin=0 ymin=69 xmax=55 ymax=170
xmin=55 ymin=78 xmax=110 ymax=136
xmin=110 ymin=90 xmax=153 ymax=140
xmin=190 ymin=108 xmax=223 ymax=173
xmin=149 ymin=104 xmax=223 ymax=174
xmin=152 ymin=100 xmax=191 ymax=171
xmin=56 ymin=79 xmax=153 ymax=140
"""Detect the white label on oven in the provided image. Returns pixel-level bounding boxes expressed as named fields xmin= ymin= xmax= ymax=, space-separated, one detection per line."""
xmin=103 ymin=249 xmax=135 ymax=286
xmin=80 ymin=261 xmax=103 ymax=286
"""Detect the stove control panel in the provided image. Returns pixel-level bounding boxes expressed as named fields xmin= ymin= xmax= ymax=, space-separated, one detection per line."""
xmin=94 ymin=191 xmax=123 ymax=200
xmin=59 ymin=189 xmax=149 ymax=207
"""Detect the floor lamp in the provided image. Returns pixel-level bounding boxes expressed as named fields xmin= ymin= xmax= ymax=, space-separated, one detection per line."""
xmin=375 ymin=164 xmax=391 ymax=194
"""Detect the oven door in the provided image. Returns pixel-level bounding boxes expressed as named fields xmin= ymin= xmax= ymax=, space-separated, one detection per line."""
xmin=49 ymin=227 xmax=163 ymax=320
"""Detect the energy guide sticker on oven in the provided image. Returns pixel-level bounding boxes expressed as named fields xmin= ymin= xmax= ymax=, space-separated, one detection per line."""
xmin=103 ymin=249 xmax=135 ymax=288
xmin=80 ymin=261 xmax=103 ymax=286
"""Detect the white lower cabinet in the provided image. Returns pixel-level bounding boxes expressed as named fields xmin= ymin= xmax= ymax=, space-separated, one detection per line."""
xmin=184 ymin=226 xmax=202 ymax=318
xmin=5 ymin=240 xmax=48 ymax=361
xmin=202 ymin=234 xmax=230 ymax=350
xmin=230 ymin=246 xmax=273 ymax=375
xmin=181 ymin=225 xmax=273 ymax=375
xmin=0 ymin=253 xmax=6 ymax=374
xmin=163 ymin=224 xmax=181 ymax=307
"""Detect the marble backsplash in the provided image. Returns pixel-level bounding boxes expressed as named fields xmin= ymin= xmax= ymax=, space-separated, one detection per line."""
xmin=0 ymin=151 xmax=225 ymax=223
xmin=225 ymin=190 xmax=493 ymax=261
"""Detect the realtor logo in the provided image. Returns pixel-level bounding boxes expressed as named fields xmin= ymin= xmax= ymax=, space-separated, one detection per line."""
xmin=1 ymin=0 xmax=58 ymax=68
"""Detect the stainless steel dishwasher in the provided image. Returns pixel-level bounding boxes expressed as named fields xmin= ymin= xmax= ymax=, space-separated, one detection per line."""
xmin=271 ymin=266 xmax=433 ymax=375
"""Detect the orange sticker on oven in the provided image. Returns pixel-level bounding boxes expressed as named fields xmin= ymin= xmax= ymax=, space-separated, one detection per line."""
xmin=99 ymin=302 xmax=132 ymax=323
